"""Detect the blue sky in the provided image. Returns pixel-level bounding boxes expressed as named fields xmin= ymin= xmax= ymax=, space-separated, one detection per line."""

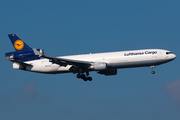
xmin=0 ymin=0 xmax=180 ymax=120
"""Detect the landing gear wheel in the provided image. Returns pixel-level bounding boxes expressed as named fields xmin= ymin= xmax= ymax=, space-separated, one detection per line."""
xmin=76 ymin=74 xmax=81 ymax=78
xmin=80 ymin=74 xmax=85 ymax=79
xmin=87 ymin=77 xmax=92 ymax=81
xmin=76 ymin=72 xmax=93 ymax=81
xmin=151 ymin=66 xmax=155 ymax=74
xmin=83 ymin=78 xmax=87 ymax=81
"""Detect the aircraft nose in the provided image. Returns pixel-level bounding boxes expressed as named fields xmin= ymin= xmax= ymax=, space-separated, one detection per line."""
xmin=173 ymin=54 xmax=176 ymax=59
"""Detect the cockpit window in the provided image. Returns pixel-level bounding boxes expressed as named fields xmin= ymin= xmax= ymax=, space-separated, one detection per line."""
xmin=166 ymin=52 xmax=172 ymax=54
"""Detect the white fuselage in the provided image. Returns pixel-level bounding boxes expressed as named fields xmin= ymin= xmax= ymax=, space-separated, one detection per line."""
xmin=13 ymin=49 xmax=176 ymax=74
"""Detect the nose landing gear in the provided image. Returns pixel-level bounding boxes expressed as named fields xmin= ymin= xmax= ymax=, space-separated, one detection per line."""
xmin=151 ymin=66 xmax=155 ymax=74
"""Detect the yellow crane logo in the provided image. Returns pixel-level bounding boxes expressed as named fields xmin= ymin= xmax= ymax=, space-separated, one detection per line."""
xmin=14 ymin=40 xmax=24 ymax=50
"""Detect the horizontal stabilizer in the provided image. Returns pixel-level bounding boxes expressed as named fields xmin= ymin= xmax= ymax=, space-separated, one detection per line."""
xmin=5 ymin=56 xmax=32 ymax=66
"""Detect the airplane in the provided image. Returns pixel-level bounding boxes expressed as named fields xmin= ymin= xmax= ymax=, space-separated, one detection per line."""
xmin=5 ymin=34 xmax=176 ymax=81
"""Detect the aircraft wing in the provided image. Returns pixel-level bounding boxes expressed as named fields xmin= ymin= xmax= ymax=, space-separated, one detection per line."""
xmin=41 ymin=55 xmax=92 ymax=67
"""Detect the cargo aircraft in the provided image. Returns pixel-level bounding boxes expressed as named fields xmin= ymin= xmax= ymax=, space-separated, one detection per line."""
xmin=5 ymin=34 xmax=176 ymax=81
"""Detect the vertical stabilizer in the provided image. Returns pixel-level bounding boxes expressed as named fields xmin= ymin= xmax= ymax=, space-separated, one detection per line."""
xmin=8 ymin=34 xmax=32 ymax=52
xmin=5 ymin=34 xmax=42 ymax=61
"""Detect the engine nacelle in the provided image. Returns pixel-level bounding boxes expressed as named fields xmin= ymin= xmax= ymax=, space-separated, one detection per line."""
xmin=94 ymin=62 xmax=107 ymax=71
xmin=98 ymin=69 xmax=117 ymax=76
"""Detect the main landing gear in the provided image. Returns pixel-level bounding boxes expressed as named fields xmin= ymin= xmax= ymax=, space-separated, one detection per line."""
xmin=76 ymin=72 xmax=92 ymax=81
xmin=151 ymin=66 xmax=155 ymax=74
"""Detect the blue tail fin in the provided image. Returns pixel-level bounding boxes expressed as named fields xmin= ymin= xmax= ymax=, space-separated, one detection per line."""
xmin=5 ymin=34 xmax=43 ymax=61
xmin=8 ymin=34 xmax=32 ymax=52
